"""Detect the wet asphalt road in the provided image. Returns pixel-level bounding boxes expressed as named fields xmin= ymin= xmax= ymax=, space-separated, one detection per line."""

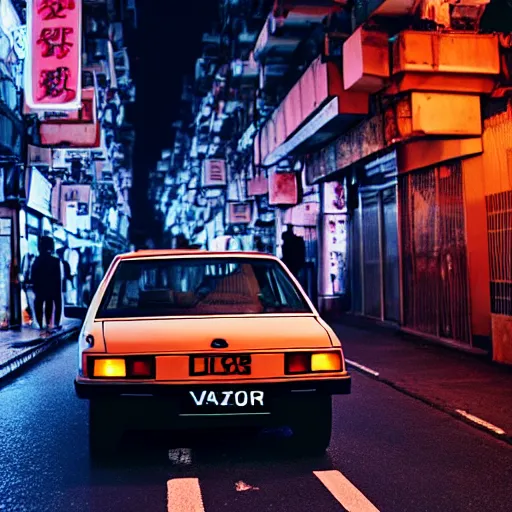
xmin=1 ymin=339 xmax=512 ymax=512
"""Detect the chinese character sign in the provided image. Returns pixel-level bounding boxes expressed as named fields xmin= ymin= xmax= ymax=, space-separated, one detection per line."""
xmin=25 ymin=0 xmax=82 ymax=110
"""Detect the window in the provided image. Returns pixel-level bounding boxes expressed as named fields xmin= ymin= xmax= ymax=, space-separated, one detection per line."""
xmin=97 ymin=257 xmax=311 ymax=318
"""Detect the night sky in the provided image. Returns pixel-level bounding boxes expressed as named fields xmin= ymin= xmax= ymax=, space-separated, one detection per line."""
xmin=131 ymin=0 xmax=218 ymax=246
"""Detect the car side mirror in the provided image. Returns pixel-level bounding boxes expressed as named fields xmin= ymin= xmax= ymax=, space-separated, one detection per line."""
xmin=64 ymin=306 xmax=88 ymax=321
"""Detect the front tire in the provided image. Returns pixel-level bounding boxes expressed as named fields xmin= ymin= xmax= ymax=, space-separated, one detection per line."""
xmin=289 ymin=394 xmax=332 ymax=456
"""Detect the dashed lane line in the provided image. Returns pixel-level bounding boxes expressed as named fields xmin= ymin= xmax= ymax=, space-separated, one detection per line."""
xmin=167 ymin=469 xmax=380 ymax=511
xmin=455 ymin=409 xmax=506 ymax=436
xmin=345 ymin=359 xmax=380 ymax=377
xmin=314 ymin=470 xmax=380 ymax=512
xmin=167 ymin=478 xmax=205 ymax=512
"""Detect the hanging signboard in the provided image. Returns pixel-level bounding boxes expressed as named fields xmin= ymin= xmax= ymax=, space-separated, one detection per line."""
xmin=60 ymin=184 xmax=91 ymax=230
xmin=26 ymin=168 xmax=53 ymax=217
xmin=247 ymin=174 xmax=268 ymax=196
xmin=268 ymin=171 xmax=298 ymax=206
xmin=202 ymin=159 xmax=227 ymax=187
xmin=28 ymin=144 xmax=52 ymax=167
xmin=39 ymin=87 xmax=100 ymax=147
xmin=25 ymin=0 xmax=82 ymax=111
xmin=227 ymin=202 xmax=251 ymax=224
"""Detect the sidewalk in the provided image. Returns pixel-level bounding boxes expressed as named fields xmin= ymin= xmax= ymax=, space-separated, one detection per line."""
xmin=331 ymin=316 xmax=512 ymax=444
xmin=0 ymin=318 xmax=81 ymax=382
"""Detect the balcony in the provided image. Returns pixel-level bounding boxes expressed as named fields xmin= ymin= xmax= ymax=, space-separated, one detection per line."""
xmin=253 ymin=1 xmax=335 ymax=61
xmin=253 ymin=14 xmax=301 ymax=61
xmin=272 ymin=1 xmax=336 ymax=26
xmin=387 ymin=31 xmax=500 ymax=95
xmin=384 ymin=92 xmax=482 ymax=144
xmin=230 ymin=57 xmax=259 ymax=86
xmin=343 ymin=28 xmax=389 ymax=93
xmin=352 ymin=0 xmax=417 ymax=28
xmin=257 ymin=56 xmax=368 ymax=166
xmin=353 ymin=0 xmax=490 ymax=30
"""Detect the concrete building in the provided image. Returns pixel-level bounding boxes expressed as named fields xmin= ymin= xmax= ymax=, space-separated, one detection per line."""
xmin=149 ymin=0 xmax=512 ymax=364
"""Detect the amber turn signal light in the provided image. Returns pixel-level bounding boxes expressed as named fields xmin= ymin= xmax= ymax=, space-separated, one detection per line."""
xmin=93 ymin=358 xmax=126 ymax=378
xmin=285 ymin=351 xmax=343 ymax=374
xmin=311 ymin=352 xmax=342 ymax=372
xmin=89 ymin=356 xmax=155 ymax=379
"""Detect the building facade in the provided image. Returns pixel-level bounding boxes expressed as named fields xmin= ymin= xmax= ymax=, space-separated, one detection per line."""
xmin=0 ymin=0 xmax=137 ymax=330
xmin=149 ymin=0 xmax=512 ymax=364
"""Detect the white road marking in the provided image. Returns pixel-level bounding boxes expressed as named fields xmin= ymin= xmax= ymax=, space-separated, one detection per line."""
xmin=314 ymin=470 xmax=380 ymax=512
xmin=168 ymin=448 xmax=192 ymax=465
xmin=345 ymin=359 xmax=380 ymax=377
xmin=235 ymin=480 xmax=260 ymax=492
xmin=167 ymin=478 xmax=205 ymax=512
xmin=455 ymin=409 xmax=506 ymax=436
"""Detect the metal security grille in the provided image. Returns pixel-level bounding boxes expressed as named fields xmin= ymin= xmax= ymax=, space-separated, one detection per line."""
xmin=362 ymin=193 xmax=381 ymax=318
xmin=382 ymin=187 xmax=400 ymax=323
xmin=486 ymin=190 xmax=512 ymax=316
xmin=400 ymin=162 xmax=471 ymax=344
xmin=351 ymin=207 xmax=363 ymax=314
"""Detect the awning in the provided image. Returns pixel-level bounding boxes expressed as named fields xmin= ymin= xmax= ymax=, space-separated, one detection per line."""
xmin=397 ymin=136 xmax=483 ymax=174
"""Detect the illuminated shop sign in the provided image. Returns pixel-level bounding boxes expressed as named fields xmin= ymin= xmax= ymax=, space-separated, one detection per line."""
xmin=25 ymin=0 xmax=82 ymax=110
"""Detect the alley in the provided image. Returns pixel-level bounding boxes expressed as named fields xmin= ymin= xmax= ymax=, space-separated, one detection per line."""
xmin=1 ymin=339 xmax=511 ymax=512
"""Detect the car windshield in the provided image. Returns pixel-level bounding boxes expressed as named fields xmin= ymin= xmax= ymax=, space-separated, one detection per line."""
xmin=96 ymin=257 xmax=312 ymax=318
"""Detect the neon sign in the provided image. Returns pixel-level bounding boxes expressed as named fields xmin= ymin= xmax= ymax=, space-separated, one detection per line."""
xmin=25 ymin=0 xmax=82 ymax=110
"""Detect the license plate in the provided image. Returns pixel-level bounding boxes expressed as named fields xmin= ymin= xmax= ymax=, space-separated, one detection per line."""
xmin=189 ymin=354 xmax=252 ymax=376
xmin=188 ymin=389 xmax=265 ymax=409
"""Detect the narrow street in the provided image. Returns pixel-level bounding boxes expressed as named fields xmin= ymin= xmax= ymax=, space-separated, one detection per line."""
xmin=1 ymin=339 xmax=511 ymax=512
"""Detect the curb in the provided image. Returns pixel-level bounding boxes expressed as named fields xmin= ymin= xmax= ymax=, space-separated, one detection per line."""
xmin=346 ymin=361 xmax=512 ymax=447
xmin=0 ymin=327 xmax=80 ymax=384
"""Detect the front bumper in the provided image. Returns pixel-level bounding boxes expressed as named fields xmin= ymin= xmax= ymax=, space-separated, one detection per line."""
xmin=74 ymin=375 xmax=351 ymax=399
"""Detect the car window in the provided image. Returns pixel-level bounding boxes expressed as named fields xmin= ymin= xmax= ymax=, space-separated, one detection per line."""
xmin=96 ymin=257 xmax=312 ymax=318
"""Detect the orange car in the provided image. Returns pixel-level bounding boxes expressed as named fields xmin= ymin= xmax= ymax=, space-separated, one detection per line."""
xmin=67 ymin=250 xmax=351 ymax=457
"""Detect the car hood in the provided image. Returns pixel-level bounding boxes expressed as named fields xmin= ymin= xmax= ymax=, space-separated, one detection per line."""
xmin=102 ymin=315 xmax=332 ymax=353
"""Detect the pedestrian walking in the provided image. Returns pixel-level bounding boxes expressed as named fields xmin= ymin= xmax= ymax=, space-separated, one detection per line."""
xmin=31 ymin=236 xmax=62 ymax=335
xmin=281 ymin=225 xmax=306 ymax=280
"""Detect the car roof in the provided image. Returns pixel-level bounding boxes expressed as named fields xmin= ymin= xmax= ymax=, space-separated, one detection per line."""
xmin=115 ymin=250 xmax=279 ymax=261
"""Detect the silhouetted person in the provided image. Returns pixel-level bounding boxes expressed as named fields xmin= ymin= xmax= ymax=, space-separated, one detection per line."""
xmin=56 ymin=247 xmax=72 ymax=298
xmin=31 ymin=236 xmax=62 ymax=332
xmin=175 ymin=234 xmax=190 ymax=249
xmin=281 ymin=225 xmax=306 ymax=278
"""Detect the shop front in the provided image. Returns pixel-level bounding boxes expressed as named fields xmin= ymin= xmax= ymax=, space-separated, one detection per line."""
xmin=20 ymin=168 xmax=57 ymax=326
xmin=350 ymin=151 xmax=400 ymax=324
xmin=0 ymin=205 xmax=13 ymax=329
xmin=282 ymin=174 xmax=320 ymax=306
xmin=399 ymin=160 xmax=471 ymax=344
